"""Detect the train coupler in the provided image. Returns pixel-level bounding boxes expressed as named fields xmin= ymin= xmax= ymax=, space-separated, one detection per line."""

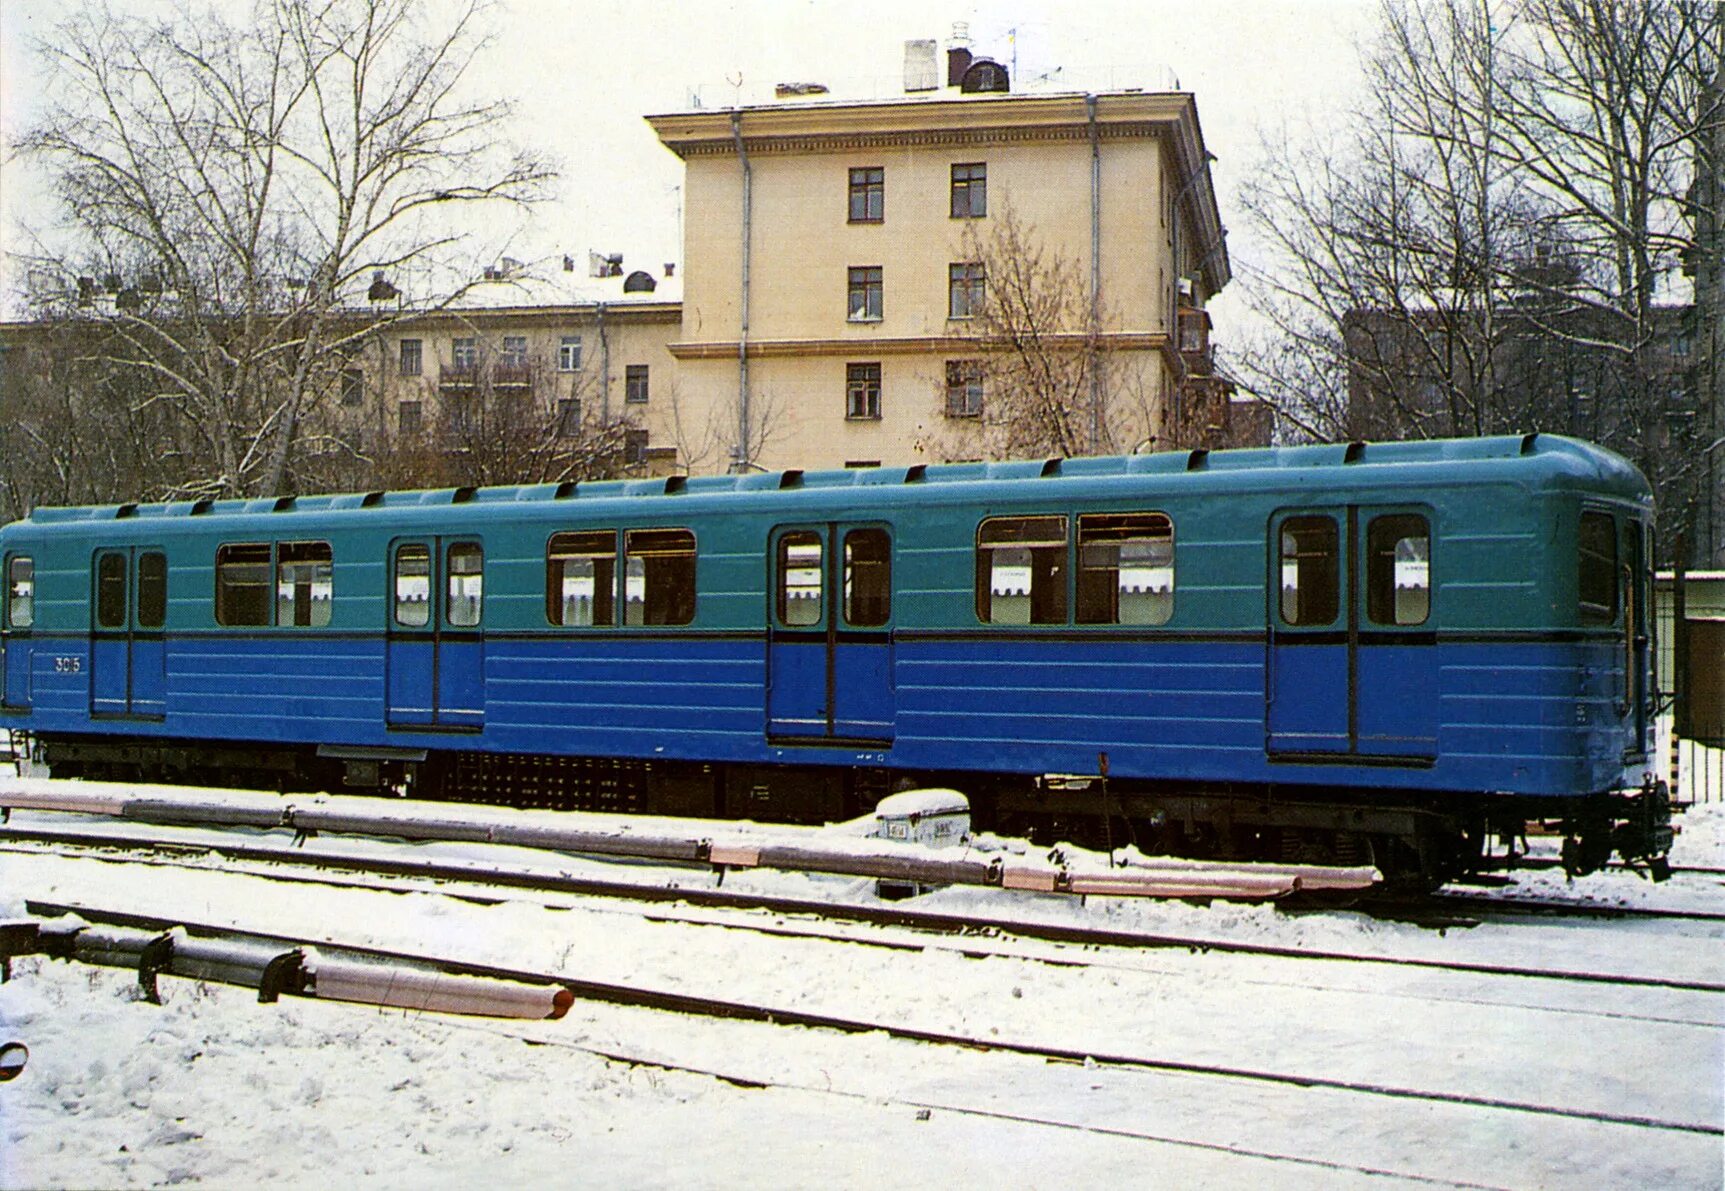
xmin=1559 ymin=780 xmax=1673 ymax=881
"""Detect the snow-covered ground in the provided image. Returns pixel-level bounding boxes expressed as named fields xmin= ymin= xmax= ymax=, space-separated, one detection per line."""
xmin=2 ymin=794 xmax=1722 ymax=1188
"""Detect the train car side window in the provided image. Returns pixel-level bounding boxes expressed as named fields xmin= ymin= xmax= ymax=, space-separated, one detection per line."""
xmin=625 ymin=529 xmax=696 ymax=626
xmin=547 ymin=531 xmax=617 ymax=627
xmin=1578 ymin=511 xmax=1617 ymax=624
xmin=1279 ymin=517 xmax=1339 ymax=627
xmin=1365 ymin=515 xmax=1429 ymax=626
xmin=777 ymin=532 xmax=824 ymax=627
xmin=137 ymin=551 xmax=168 ymax=629
xmin=215 ymin=544 xmax=272 ymax=626
xmin=976 ymin=516 xmax=1068 ymax=625
xmin=277 ymin=542 xmax=332 ymax=628
xmin=1077 ymin=513 xmax=1173 ymax=626
xmin=6 ymin=557 xmax=33 ymax=628
xmin=96 ymin=553 xmax=128 ymax=628
xmin=394 ymin=544 xmax=432 ymax=627
xmin=844 ymin=528 xmax=891 ymax=627
xmin=446 ymin=543 xmax=484 ymax=628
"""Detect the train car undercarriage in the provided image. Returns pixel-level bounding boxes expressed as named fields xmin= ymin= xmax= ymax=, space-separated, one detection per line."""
xmin=32 ymin=732 xmax=1673 ymax=888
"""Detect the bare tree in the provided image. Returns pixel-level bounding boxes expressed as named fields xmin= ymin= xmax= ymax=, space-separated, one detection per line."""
xmin=12 ymin=0 xmax=553 ymax=504
xmin=945 ymin=206 xmax=1159 ymax=460
xmin=1230 ymin=0 xmax=1719 ymax=558
xmin=663 ymin=376 xmax=788 ymax=474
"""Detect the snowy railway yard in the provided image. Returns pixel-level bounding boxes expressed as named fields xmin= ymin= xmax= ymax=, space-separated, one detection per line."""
xmin=0 ymin=780 xmax=1721 ymax=1189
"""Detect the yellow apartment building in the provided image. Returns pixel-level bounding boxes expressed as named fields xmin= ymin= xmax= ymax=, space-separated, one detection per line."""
xmin=646 ymin=84 xmax=1231 ymax=471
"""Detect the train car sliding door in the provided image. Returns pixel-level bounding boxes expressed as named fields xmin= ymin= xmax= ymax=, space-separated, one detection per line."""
xmin=89 ymin=547 xmax=167 ymax=718
xmin=386 ymin=538 xmax=485 ymax=730
xmin=767 ymin=524 xmax=894 ymax=743
xmin=2 ymin=554 xmax=34 ymax=711
xmin=1267 ymin=508 xmax=1435 ymax=761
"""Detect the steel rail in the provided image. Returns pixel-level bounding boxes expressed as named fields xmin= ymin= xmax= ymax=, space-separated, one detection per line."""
xmin=23 ymin=899 xmax=1723 ymax=1141
xmin=6 ymin=823 xmax=1723 ymax=996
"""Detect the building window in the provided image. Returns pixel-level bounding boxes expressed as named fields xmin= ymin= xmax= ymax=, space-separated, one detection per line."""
xmin=975 ymin=516 xmax=1067 ymax=625
xmin=848 ymin=266 xmax=883 ymax=322
xmin=556 ymin=397 xmax=580 ymax=436
xmin=501 ymin=335 xmax=528 ymax=367
xmin=950 ymin=163 xmax=987 ymax=218
xmin=624 ymin=427 xmax=650 ymax=464
xmin=849 ymin=166 xmax=884 ymax=222
xmin=399 ymin=339 xmax=423 ymax=376
xmin=451 ymin=337 xmax=477 ymax=370
xmin=846 ymin=362 xmax=882 ymax=420
xmin=945 ymin=360 xmax=984 ymax=417
xmin=948 ymin=262 xmax=985 ymax=319
xmin=398 ymin=400 xmax=422 ymax=435
xmin=625 ymin=364 xmax=650 ymax=404
xmin=340 ymin=368 xmax=365 ymax=406
xmin=558 ymin=336 xmax=582 ymax=372
xmin=1077 ymin=513 xmax=1173 ymax=626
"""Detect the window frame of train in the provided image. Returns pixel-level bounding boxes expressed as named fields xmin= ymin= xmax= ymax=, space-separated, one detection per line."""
xmin=767 ymin=522 xmax=895 ymax=744
xmin=1076 ymin=512 xmax=1175 ymax=626
xmin=89 ymin=545 xmax=170 ymax=719
xmin=546 ymin=529 xmax=619 ymax=627
xmin=1 ymin=553 xmax=34 ymax=711
xmin=1578 ymin=506 xmax=1652 ymax=748
xmin=623 ymin=528 xmax=697 ymax=627
xmin=385 ymin=536 xmax=485 ymax=730
xmin=213 ymin=541 xmax=334 ymax=628
xmin=1266 ymin=505 xmax=1437 ymax=762
xmin=975 ymin=515 xmax=1069 ymax=625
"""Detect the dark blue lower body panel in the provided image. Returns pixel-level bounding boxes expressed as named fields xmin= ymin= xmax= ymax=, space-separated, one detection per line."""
xmin=16 ymin=632 xmax=1638 ymax=800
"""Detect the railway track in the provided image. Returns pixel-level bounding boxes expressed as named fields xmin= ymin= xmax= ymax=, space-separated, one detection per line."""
xmin=5 ymin=820 xmax=1722 ymax=999
xmin=22 ymin=898 xmax=1722 ymax=1144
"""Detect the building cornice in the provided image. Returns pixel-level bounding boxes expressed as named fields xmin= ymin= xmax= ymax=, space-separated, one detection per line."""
xmin=647 ymin=90 xmax=1229 ymax=294
xmin=669 ymin=331 xmax=1175 ymax=360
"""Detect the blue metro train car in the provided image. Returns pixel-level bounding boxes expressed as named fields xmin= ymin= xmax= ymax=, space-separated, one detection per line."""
xmin=0 ymin=434 xmax=1669 ymax=880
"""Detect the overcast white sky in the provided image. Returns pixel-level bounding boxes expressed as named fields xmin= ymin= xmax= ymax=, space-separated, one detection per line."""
xmin=0 ymin=0 xmax=1378 ymax=335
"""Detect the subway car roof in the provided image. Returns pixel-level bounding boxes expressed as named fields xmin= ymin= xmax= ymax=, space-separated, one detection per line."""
xmin=14 ymin=433 xmax=1651 ymax=529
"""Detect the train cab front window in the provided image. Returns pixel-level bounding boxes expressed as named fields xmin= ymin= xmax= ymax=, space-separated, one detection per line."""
xmin=446 ymin=543 xmax=484 ymax=628
xmin=1279 ymin=517 xmax=1339 ymax=627
xmin=1578 ymin=510 xmax=1618 ymax=624
xmin=6 ymin=557 xmax=33 ymax=629
xmin=976 ymin=516 xmax=1068 ymax=625
xmin=1076 ymin=513 xmax=1173 ymax=625
xmin=547 ymin=531 xmax=616 ymax=627
xmin=1366 ymin=514 xmax=1430 ymax=626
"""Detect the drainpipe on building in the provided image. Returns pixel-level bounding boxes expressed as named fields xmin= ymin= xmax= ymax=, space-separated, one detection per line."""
xmin=596 ymin=302 xmax=610 ymax=423
xmin=1087 ymin=94 xmax=1103 ymax=455
xmin=731 ymin=110 xmax=754 ymax=472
